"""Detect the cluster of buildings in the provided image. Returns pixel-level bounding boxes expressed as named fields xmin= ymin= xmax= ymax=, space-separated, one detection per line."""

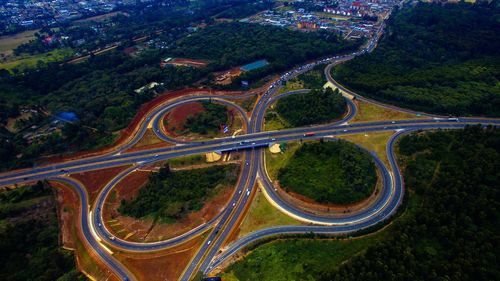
xmin=242 ymin=0 xmax=398 ymax=39
xmin=0 ymin=0 xmax=137 ymax=32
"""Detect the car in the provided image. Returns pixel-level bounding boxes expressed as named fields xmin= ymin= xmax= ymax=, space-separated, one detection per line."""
xmin=98 ymin=223 xmax=102 ymax=227
xmin=154 ymin=154 xmax=159 ymax=157
xmin=232 ymin=202 xmax=236 ymax=207
xmin=271 ymin=138 xmax=276 ymax=141
xmin=246 ymin=190 xmax=250 ymax=196
xmin=343 ymin=129 xmax=348 ymax=132
xmin=391 ymin=121 xmax=396 ymax=124
xmin=207 ymin=240 xmax=212 ymax=245
xmin=109 ymin=235 xmax=116 ymax=240
xmin=238 ymin=190 xmax=242 ymax=194
xmin=245 ymin=162 xmax=249 ymax=166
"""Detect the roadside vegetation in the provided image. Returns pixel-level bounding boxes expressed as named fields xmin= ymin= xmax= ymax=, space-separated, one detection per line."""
xmin=237 ymin=188 xmax=302 ymax=239
xmin=119 ymin=163 xmax=239 ymax=223
xmin=223 ymin=126 xmax=500 ymax=281
xmin=278 ymin=140 xmax=377 ymax=204
xmin=184 ymin=102 xmax=229 ymax=135
xmin=170 ymin=22 xmax=360 ymax=87
xmin=0 ymin=48 xmax=74 ymax=72
xmin=0 ymin=50 xmax=204 ymax=172
xmin=0 ymin=181 xmax=85 ymax=280
xmin=296 ymin=64 xmax=327 ymax=90
xmin=333 ymin=2 xmax=500 ymax=117
xmin=276 ymin=88 xmax=346 ymax=127
xmin=277 ymin=64 xmax=326 ymax=94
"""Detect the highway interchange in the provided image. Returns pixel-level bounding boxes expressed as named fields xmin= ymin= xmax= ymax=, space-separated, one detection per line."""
xmin=1 ymin=25 xmax=500 ymax=281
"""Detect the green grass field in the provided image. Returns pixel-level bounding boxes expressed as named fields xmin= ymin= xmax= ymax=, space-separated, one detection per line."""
xmin=264 ymin=141 xmax=301 ymax=180
xmin=237 ymin=188 xmax=301 ymax=239
xmin=222 ymin=183 xmax=422 ymax=281
xmin=1 ymin=48 xmax=74 ymax=72
xmin=0 ymin=29 xmax=39 ymax=57
xmin=222 ymin=235 xmax=383 ymax=281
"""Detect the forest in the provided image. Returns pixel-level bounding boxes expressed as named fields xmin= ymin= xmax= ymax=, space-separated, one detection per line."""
xmin=184 ymin=102 xmax=229 ymax=135
xmin=318 ymin=126 xmax=500 ymax=280
xmin=0 ymin=50 xmax=204 ymax=172
xmin=333 ymin=2 xmax=500 ymax=117
xmin=276 ymin=88 xmax=346 ymax=127
xmin=119 ymin=163 xmax=239 ymax=222
xmin=224 ymin=126 xmax=500 ymax=281
xmin=278 ymin=140 xmax=377 ymax=204
xmin=0 ymin=181 xmax=85 ymax=280
xmin=170 ymin=22 xmax=360 ymax=84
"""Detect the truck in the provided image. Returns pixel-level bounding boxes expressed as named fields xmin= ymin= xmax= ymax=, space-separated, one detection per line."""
xmin=303 ymin=132 xmax=315 ymax=137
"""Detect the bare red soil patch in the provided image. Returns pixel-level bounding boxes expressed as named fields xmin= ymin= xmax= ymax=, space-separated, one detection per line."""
xmin=103 ymin=168 xmax=235 ymax=242
xmin=51 ymin=181 xmax=120 ymax=281
xmin=40 ymin=89 xmax=243 ymax=165
xmin=164 ymin=102 xmax=205 ymax=135
xmin=116 ymin=234 xmax=205 ymax=281
xmin=163 ymin=58 xmax=209 ymax=68
xmin=53 ymin=181 xmax=80 ymax=249
xmin=126 ymin=128 xmax=173 ymax=152
xmin=71 ymin=165 xmax=130 ymax=205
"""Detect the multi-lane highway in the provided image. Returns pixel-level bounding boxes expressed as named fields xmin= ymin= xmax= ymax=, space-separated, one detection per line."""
xmin=1 ymin=13 xmax=499 ymax=281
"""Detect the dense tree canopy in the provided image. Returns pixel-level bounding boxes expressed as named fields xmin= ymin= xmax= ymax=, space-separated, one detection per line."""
xmin=320 ymin=126 xmax=500 ymax=280
xmin=276 ymin=88 xmax=346 ymax=127
xmin=184 ymin=101 xmax=229 ymax=135
xmin=119 ymin=163 xmax=239 ymax=222
xmin=0 ymin=182 xmax=85 ymax=280
xmin=278 ymin=140 xmax=377 ymax=204
xmin=171 ymin=22 xmax=360 ymax=83
xmin=0 ymin=50 xmax=204 ymax=171
xmin=333 ymin=2 xmax=500 ymax=116
xmin=224 ymin=126 xmax=500 ymax=281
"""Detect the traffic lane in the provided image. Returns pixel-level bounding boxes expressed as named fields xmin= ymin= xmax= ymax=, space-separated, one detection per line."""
xmin=324 ymin=63 xmax=441 ymax=118
xmin=195 ymin=149 xmax=260 ymax=276
xmin=51 ymin=177 xmax=136 ymax=281
xmin=207 ymin=130 xmax=408 ymax=272
xmin=92 ymin=154 xmax=252 ymax=251
xmin=257 ymin=142 xmax=393 ymax=225
xmin=1 ymin=120 xmax=499 ymax=186
xmin=3 ymin=116 xmax=497 ymax=183
xmin=151 ymin=97 xmax=250 ymax=143
xmin=179 ymin=150 xmax=256 ymax=280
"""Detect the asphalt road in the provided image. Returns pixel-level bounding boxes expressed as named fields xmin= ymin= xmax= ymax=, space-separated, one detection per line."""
xmin=1 ymin=14 xmax=499 ymax=280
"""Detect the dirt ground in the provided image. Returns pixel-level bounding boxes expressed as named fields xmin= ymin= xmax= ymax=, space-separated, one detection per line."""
xmin=103 ymin=169 xmax=234 ymax=242
xmin=126 ymin=128 xmax=172 ymax=151
xmin=42 ymin=89 xmax=244 ymax=164
xmin=164 ymin=102 xmax=205 ymax=135
xmin=54 ymin=181 xmax=80 ymax=249
xmin=166 ymin=58 xmax=209 ymax=68
xmin=164 ymin=102 xmax=241 ymax=140
xmin=71 ymin=165 xmax=130 ymax=205
xmin=115 ymin=234 xmax=206 ymax=281
xmin=52 ymin=181 xmax=120 ymax=281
